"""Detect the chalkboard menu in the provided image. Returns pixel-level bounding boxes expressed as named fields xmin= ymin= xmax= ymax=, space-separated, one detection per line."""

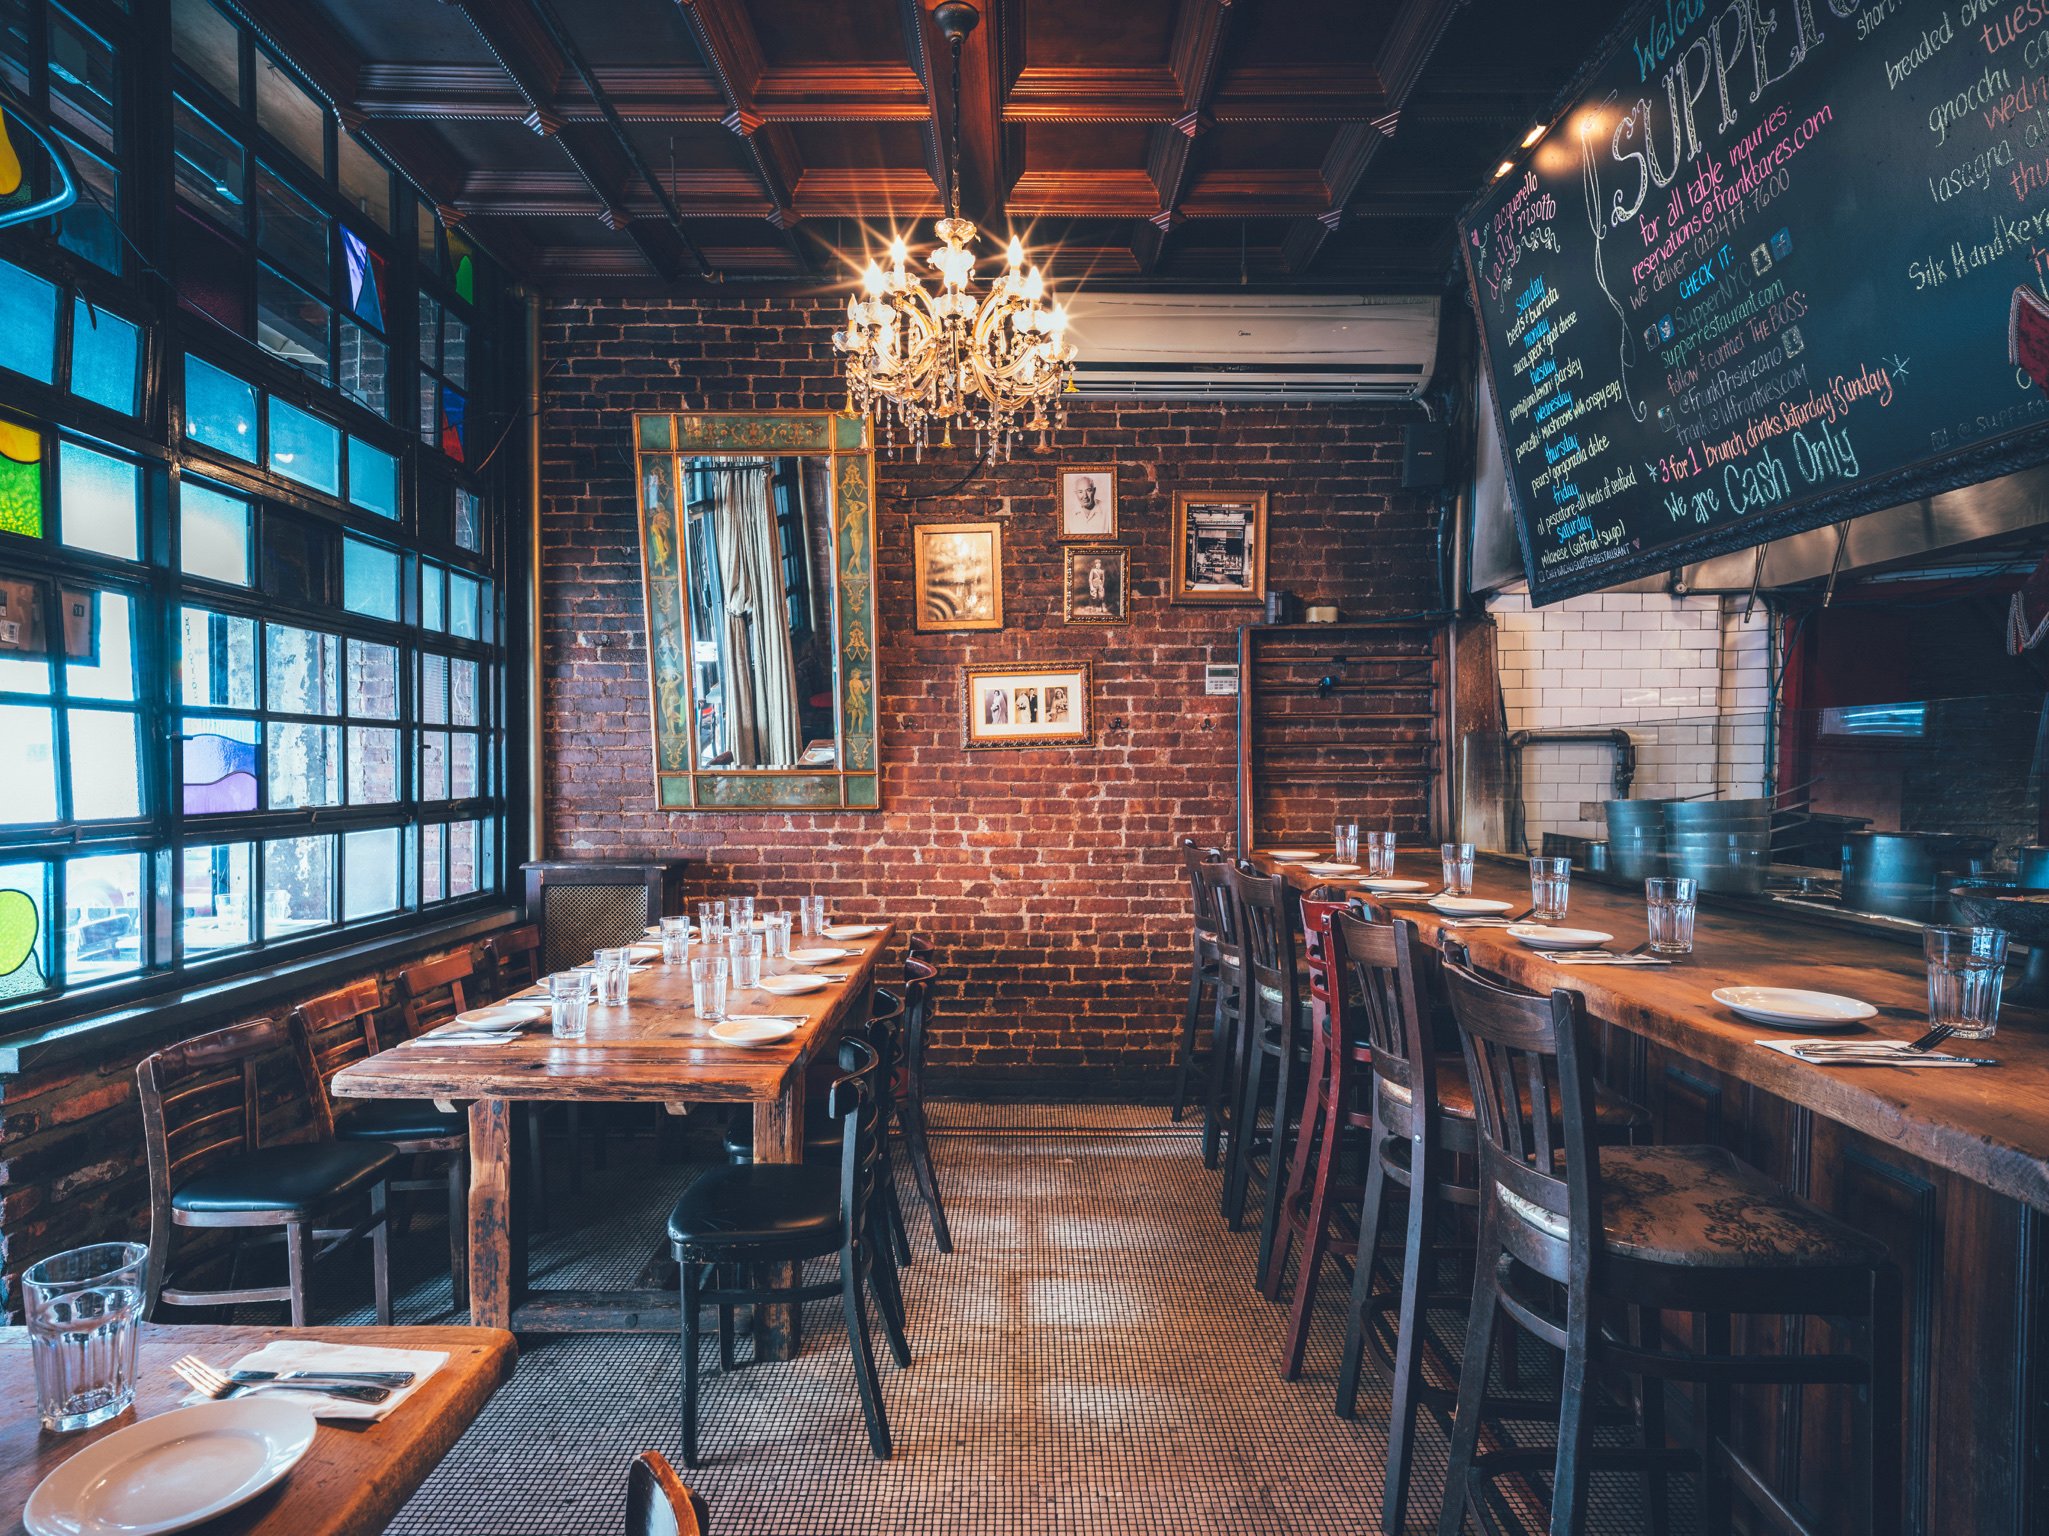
xmin=1462 ymin=0 xmax=2049 ymax=602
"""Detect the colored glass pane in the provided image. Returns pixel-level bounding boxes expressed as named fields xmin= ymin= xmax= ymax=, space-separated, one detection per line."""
xmin=342 ymin=226 xmax=386 ymax=331
xmin=341 ymin=536 xmax=398 ymax=621
xmin=181 ymin=715 xmax=257 ymax=813
xmin=439 ymin=385 xmax=465 ymax=463
xmin=184 ymin=354 xmax=258 ymax=461
xmin=0 ymin=419 xmax=42 ymax=538
xmin=0 ymin=258 xmax=57 ymax=383
xmin=0 ymin=862 xmax=42 ymax=998
xmin=267 ymin=398 xmax=339 ymax=494
xmin=348 ymin=437 xmax=396 ymax=518
xmin=70 ymin=298 xmax=140 ymax=414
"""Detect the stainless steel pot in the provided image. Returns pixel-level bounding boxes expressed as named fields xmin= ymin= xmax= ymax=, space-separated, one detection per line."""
xmin=1840 ymin=832 xmax=1995 ymax=922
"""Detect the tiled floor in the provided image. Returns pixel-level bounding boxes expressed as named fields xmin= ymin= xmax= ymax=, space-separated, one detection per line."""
xmin=335 ymin=1104 xmax=1657 ymax=1535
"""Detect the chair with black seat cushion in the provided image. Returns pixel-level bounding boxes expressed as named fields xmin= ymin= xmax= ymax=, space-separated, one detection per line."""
xmin=1437 ymin=957 xmax=1900 ymax=1536
xmin=137 ymin=1016 xmax=396 ymax=1326
xmin=1196 ymin=858 xmax=1246 ymax=1171
xmin=289 ymin=979 xmax=469 ymax=1309
xmin=670 ymin=1034 xmax=908 ymax=1467
xmin=1170 ymin=840 xmax=1227 ymax=1123
xmin=625 ymin=1451 xmax=707 ymax=1536
xmin=897 ymin=953 xmax=952 ymax=1253
xmin=1223 ymin=861 xmax=1315 ymax=1269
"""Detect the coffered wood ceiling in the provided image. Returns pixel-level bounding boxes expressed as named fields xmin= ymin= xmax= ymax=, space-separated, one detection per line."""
xmin=230 ymin=0 xmax=1628 ymax=294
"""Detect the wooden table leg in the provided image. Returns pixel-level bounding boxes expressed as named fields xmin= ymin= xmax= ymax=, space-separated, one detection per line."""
xmin=467 ymin=1098 xmax=515 ymax=1331
xmin=752 ymin=1076 xmax=806 ymax=1361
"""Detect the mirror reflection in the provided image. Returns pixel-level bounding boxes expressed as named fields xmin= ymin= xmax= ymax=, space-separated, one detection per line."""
xmin=672 ymin=455 xmax=838 ymax=770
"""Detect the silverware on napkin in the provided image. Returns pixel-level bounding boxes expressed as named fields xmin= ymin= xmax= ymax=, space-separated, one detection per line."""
xmin=174 ymin=1356 xmax=392 ymax=1403
xmin=1787 ymin=1045 xmax=1995 ymax=1067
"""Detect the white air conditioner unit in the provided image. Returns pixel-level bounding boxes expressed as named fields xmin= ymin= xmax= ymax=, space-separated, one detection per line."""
xmin=1061 ymin=293 xmax=1439 ymax=403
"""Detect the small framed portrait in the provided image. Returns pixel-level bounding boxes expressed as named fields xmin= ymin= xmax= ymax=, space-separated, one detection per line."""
xmin=1062 ymin=545 xmax=1130 ymax=625
xmin=1058 ymin=465 xmax=1118 ymax=540
xmin=1171 ymin=489 xmax=1267 ymax=605
xmin=913 ymin=521 xmax=1004 ymax=632
xmin=963 ymin=662 xmax=1093 ymax=749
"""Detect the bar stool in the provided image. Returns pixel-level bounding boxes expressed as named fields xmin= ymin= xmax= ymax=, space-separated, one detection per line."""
xmin=1438 ymin=958 xmax=1900 ymax=1536
xmin=1329 ymin=910 xmax=1651 ymax=1536
xmin=1227 ymin=863 xmax=1317 ymax=1272
xmin=898 ymin=951 xmax=953 ymax=1252
xmin=1196 ymin=858 xmax=1246 ymax=1171
xmin=1169 ymin=839 xmax=1227 ymax=1123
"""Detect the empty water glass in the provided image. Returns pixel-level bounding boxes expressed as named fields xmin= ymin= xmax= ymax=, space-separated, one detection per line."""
xmin=25 ymin=1242 xmax=146 ymax=1432
xmin=593 ymin=948 xmax=632 ymax=1006
xmin=548 ymin=971 xmax=589 ymax=1040
xmin=1529 ymin=857 xmax=1572 ymax=921
xmin=691 ymin=955 xmax=729 ymax=1023
xmin=1645 ymin=877 xmax=1698 ymax=956
xmin=1441 ymin=842 xmax=1476 ymax=896
xmin=1926 ymin=925 xmax=2007 ymax=1039
xmin=659 ymin=915 xmax=691 ymax=964
xmin=1333 ymin=821 xmax=1360 ymax=865
xmin=732 ymin=933 xmax=763 ymax=991
xmin=1364 ymin=832 xmax=1397 ymax=879
xmin=800 ymin=894 xmax=827 ymax=938
xmin=765 ymin=913 xmax=792 ymax=973
xmin=737 ymin=895 xmax=756 ymax=930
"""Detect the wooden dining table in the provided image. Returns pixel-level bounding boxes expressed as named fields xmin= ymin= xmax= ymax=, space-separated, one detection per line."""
xmin=3 ymin=1323 xmax=514 ymax=1536
xmin=332 ymin=924 xmax=894 ymax=1357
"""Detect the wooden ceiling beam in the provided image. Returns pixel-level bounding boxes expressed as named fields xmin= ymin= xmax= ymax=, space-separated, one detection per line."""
xmin=675 ymin=0 xmax=809 ymax=269
xmin=901 ymin=0 xmax=1011 ymax=233
xmin=1134 ymin=0 xmax=1233 ymax=276
xmin=1283 ymin=0 xmax=1462 ymax=276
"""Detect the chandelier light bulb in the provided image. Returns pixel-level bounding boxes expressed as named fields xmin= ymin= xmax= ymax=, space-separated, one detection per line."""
xmin=888 ymin=237 xmax=908 ymax=268
xmin=1006 ymin=236 xmax=1024 ymax=270
xmin=861 ymin=262 xmax=885 ymax=296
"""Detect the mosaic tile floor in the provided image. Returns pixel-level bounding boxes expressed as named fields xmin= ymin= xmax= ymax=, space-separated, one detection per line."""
xmin=324 ymin=1104 xmax=1663 ymax=1536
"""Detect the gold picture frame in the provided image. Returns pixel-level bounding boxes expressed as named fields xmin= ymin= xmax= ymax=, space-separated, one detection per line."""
xmin=1058 ymin=464 xmax=1119 ymax=540
xmin=963 ymin=662 xmax=1092 ymax=749
xmin=913 ymin=521 xmax=1004 ymax=632
xmin=1061 ymin=545 xmax=1130 ymax=625
xmin=1171 ymin=489 xmax=1267 ymax=605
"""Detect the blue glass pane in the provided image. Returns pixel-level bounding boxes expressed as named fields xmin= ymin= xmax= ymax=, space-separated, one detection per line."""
xmin=448 ymin=572 xmax=480 ymax=640
xmin=341 ymin=535 xmax=399 ymax=621
xmin=181 ymin=715 xmax=257 ymax=814
xmin=420 ymin=563 xmax=444 ymax=631
xmin=57 ymin=441 xmax=139 ymax=560
xmin=341 ymin=226 xmax=386 ymax=331
xmin=179 ymin=482 xmax=251 ymax=585
xmin=184 ymin=354 xmax=257 ymax=461
xmin=0 ymin=260 xmax=58 ymax=383
xmin=267 ymin=398 xmax=339 ymax=494
xmin=347 ymin=437 xmax=396 ymax=518
xmin=69 ymin=298 xmax=139 ymax=413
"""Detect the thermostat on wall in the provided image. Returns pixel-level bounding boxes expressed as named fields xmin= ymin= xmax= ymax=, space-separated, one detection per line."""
xmin=1204 ymin=663 xmax=1240 ymax=696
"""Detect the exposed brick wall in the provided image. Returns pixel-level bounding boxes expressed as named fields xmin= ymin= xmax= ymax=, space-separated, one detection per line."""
xmin=540 ymin=295 xmax=1440 ymax=1093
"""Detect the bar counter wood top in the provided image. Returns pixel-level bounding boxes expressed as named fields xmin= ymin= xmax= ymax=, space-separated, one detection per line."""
xmin=1256 ymin=849 xmax=2049 ymax=1213
xmin=3 ymin=1324 xmax=515 ymax=1536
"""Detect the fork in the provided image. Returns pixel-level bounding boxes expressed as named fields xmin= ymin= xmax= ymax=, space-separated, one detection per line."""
xmin=173 ymin=1356 xmax=392 ymax=1404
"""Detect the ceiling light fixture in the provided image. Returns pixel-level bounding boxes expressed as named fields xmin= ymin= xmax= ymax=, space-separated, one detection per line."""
xmin=1520 ymin=124 xmax=1546 ymax=148
xmin=832 ymin=1 xmax=1076 ymax=456
xmin=1493 ymin=159 xmax=1516 ymax=179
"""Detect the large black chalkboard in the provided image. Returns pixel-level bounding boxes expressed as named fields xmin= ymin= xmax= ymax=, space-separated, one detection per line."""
xmin=1462 ymin=0 xmax=2049 ymax=603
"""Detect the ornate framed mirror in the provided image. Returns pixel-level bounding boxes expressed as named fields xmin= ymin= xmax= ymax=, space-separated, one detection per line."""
xmin=633 ymin=411 xmax=878 ymax=810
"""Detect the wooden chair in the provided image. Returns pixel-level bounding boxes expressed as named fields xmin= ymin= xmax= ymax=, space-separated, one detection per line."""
xmin=670 ymin=1035 xmax=909 ymax=1467
xmin=625 ymin=1451 xmax=708 ymax=1536
xmin=484 ymin=924 xmax=542 ymax=995
xmin=397 ymin=952 xmax=473 ymax=1036
xmin=1169 ymin=840 xmax=1227 ymax=1122
xmin=1223 ymin=861 xmax=1312 ymax=1264
xmin=1437 ymin=956 xmax=1900 ymax=1536
xmin=1195 ymin=858 xmax=1246 ymax=1171
xmin=289 ymin=978 xmax=470 ymax=1309
xmin=897 ymin=950 xmax=952 ymax=1252
xmin=136 ymin=1017 xmax=396 ymax=1326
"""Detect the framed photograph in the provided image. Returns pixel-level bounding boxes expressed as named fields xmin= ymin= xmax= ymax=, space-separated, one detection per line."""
xmin=913 ymin=521 xmax=1004 ymax=632
xmin=1062 ymin=545 xmax=1130 ymax=625
xmin=963 ymin=662 xmax=1092 ymax=749
xmin=1058 ymin=465 xmax=1118 ymax=540
xmin=1171 ymin=489 xmax=1267 ymax=605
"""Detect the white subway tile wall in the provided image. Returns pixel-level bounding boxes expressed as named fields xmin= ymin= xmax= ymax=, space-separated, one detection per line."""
xmin=1488 ymin=591 xmax=1772 ymax=847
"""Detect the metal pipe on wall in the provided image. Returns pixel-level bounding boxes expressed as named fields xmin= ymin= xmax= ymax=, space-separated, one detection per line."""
xmin=525 ymin=290 xmax=545 ymax=861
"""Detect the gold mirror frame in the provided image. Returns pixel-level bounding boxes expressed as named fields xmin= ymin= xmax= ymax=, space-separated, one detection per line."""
xmin=634 ymin=410 xmax=879 ymax=810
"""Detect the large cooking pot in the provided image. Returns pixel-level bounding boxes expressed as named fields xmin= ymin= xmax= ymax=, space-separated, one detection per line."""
xmin=1664 ymin=797 xmax=1771 ymax=896
xmin=1603 ymin=800 xmax=1667 ymax=881
xmin=1840 ymin=831 xmax=1995 ymax=921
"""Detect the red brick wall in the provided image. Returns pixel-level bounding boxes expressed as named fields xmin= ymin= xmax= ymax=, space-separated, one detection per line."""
xmin=541 ymin=295 xmax=1440 ymax=1093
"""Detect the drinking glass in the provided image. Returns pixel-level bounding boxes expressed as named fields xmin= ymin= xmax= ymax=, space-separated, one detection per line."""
xmin=800 ymin=894 xmax=827 ymax=938
xmin=659 ymin=915 xmax=691 ymax=965
xmin=765 ymin=913 xmax=792 ymax=973
xmin=593 ymin=948 xmax=632 ymax=1006
xmin=1333 ymin=821 xmax=1359 ymax=865
xmin=691 ymin=955 xmax=730 ymax=1023
xmin=1645 ymin=877 xmax=1698 ymax=956
xmin=24 ymin=1242 xmax=146 ymax=1432
xmin=1529 ymin=857 xmax=1572 ymax=921
xmin=1440 ymin=842 xmax=1476 ymax=896
xmin=1925 ymin=925 xmax=2008 ymax=1040
xmin=548 ymin=971 xmax=589 ymax=1040
xmin=698 ymin=901 xmax=726 ymax=942
xmin=737 ymin=895 xmax=756 ymax=930
xmin=1364 ymin=832 xmax=1397 ymax=879
xmin=732 ymin=933 xmax=763 ymax=991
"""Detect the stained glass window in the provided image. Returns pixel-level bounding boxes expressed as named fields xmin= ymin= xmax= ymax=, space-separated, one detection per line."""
xmin=0 ymin=860 xmax=45 ymax=998
xmin=181 ymin=715 xmax=257 ymax=813
xmin=0 ymin=258 xmax=58 ymax=383
xmin=0 ymin=419 xmax=43 ymax=538
xmin=439 ymin=385 xmax=465 ymax=463
xmin=69 ymin=298 xmax=140 ymax=414
xmin=341 ymin=226 xmax=385 ymax=331
xmin=448 ymin=229 xmax=474 ymax=304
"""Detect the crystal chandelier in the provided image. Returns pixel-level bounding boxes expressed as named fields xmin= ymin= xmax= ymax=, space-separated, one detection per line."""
xmin=832 ymin=1 xmax=1076 ymax=456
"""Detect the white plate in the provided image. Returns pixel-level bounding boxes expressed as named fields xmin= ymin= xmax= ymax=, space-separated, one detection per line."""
xmin=824 ymin=923 xmax=884 ymax=939
xmin=786 ymin=947 xmax=851 ymax=966
xmin=710 ymin=1019 xmax=800 ymax=1047
xmin=759 ymin=974 xmax=829 ymax=996
xmin=1712 ymin=987 xmax=1877 ymax=1028
xmin=1506 ymin=924 xmax=1615 ymax=951
xmin=25 ymin=1398 xmax=318 ymax=1536
xmin=1428 ymin=896 xmax=1514 ymax=915
xmin=1303 ymin=862 xmax=1362 ymax=875
xmin=455 ymin=1003 xmax=547 ymax=1030
xmin=628 ymin=942 xmax=661 ymax=959
xmin=1358 ymin=878 xmax=1430 ymax=893
xmin=1266 ymin=849 xmax=1321 ymax=861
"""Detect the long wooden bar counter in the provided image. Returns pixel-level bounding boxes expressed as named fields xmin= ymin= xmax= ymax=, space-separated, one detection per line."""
xmin=1253 ymin=849 xmax=2049 ymax=1536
